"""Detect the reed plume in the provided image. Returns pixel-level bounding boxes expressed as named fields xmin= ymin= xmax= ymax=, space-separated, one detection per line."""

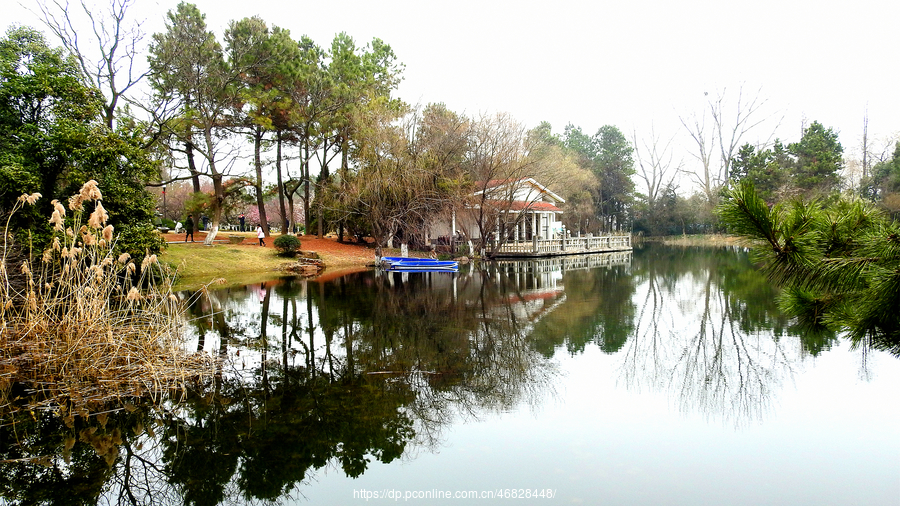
xmin=0 ymin=181 xmax=213 ymax=423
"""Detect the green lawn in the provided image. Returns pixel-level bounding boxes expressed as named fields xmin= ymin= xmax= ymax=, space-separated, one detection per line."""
xmin=161 ymin=243 xmax=296 ymax=289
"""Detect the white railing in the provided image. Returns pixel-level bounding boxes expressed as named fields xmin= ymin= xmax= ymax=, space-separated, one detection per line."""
xmin=491 ymin=234 xmax=632 ymax=257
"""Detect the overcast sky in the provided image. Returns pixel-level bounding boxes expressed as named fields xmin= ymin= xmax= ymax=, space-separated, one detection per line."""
xmin=9 ymin=0 xmax=900 ymax=189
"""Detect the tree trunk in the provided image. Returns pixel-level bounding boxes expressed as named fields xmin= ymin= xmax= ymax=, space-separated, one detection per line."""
xmin=276 ymin=131 xmax=289 ymax=233
xmin=254 ymin=125 xmax=269 ymax=234
xmin=185 ymin=141 xmax=201 ymax=193
xmin=316 ymin=179 xmax=324 ymax=239
xmin=184 ymin=140 xmax=202 ymax=236
xmin=183 ymin=97 xmax=202 ymax=196
xmin=338 ymin=135 xmax=349 ymax=243
xmin=302 ymin=138 xmax=311 ymax=232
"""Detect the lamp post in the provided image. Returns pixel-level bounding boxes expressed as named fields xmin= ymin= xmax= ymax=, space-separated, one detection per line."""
xmin=162 ymin=186 xmax=166 ymax=221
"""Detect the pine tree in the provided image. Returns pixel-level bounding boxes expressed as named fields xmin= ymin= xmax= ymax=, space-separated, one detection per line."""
xmin=718 ymin=180 xmax=900 ymax=354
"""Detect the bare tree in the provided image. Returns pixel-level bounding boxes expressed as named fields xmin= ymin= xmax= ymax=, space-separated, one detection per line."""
xmin=857 ymin=111 xmax=899 ymax=171
xmin=464 ymin=113 xmax=562 ymax=256
xmin=679 ymin=109 xmax=716 ymax=203
xmin=633 ymin=125 xmax=681 ymax=211
xmin=852 ymin=111 xmax=900 ymax=198
xmin=37 ymin=0 xmax=149 ymax=129
xmin=344 ymin=105 xmax=463 ymax=249
xmin=710 ymin=86 xmax=771 ymax=185
xmin=680 ymin=85 xmax=777 ymax=205
xmin=862 ymin=110 xmax=870 ymax=181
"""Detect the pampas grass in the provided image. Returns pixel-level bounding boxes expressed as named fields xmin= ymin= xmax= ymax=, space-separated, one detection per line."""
xmin=0 ymin=181 xmax=213 ymax=421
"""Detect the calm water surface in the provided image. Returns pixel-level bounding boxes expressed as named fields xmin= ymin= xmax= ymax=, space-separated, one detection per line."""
xmin=1 ymin=244 xmax=897 ymax=505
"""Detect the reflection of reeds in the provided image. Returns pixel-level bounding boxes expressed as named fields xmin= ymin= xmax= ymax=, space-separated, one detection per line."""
xmin=0 ymin=181 xmax=213 ymax=421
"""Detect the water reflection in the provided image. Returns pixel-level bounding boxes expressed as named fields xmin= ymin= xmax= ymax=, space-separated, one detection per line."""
xmin=621 ymin=246 xmax=829 ymax=424
xmin=1 ymin=246 xmax=881 ymax=504
xmin=162 ymin=260 xmax=571 ymax=502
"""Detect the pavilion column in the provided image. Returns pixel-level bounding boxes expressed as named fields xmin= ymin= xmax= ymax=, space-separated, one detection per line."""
xmin=451 ymin=210 xmax=457 ymax=254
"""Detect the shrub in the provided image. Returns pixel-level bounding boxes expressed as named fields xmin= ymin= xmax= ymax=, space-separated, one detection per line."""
xmin=273 ymin=234 xmax=301 ymax=256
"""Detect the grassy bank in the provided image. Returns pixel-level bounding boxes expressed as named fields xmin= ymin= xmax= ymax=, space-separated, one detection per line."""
xmin=161 ymin=236 xmax=378 ymax=289
xmin=163 ymin=244 xmax=292 ymax=277
xmin=161 ymin=243 xmax=300 ymax=289
xmin=635 ymin=234 xmax=745 ymax=247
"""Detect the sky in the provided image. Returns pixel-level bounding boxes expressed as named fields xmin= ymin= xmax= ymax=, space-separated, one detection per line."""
xmin=8 ymin=0 xmax=900 ymax=191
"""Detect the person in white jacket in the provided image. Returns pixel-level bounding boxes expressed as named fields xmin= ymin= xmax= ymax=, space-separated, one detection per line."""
xmin=256 ymin=225 xmax=266 ymax=246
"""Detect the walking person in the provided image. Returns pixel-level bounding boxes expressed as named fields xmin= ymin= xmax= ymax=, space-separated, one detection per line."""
xmin=256 ymin=224 xmax=266 ymax=246
xmin=185 ymin=214 xmax=195 ymax=242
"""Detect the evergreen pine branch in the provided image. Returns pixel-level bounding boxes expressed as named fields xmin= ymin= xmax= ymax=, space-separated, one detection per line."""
xmin=718 ymin=181 xmax=780 ymax=248
xmin=718 ymin=181 xmax=900 ymax=349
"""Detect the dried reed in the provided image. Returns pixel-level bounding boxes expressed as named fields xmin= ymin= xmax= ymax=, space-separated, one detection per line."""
xmin=0 ymin=181 xmax=214 ymax=422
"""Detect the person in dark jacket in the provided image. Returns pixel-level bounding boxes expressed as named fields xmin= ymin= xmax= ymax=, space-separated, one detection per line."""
xmin=185 ymin=214 xmax=195 ymax=242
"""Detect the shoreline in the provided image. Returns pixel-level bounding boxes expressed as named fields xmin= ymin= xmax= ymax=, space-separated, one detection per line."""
xmin=162 ymin=232 xmax=743 ymax=289
xmin=161 ymin=233 xmax=377 ymax=289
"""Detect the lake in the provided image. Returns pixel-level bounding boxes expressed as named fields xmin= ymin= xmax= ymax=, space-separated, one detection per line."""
xmin=0 ymin=243 xmax=897 ymax=505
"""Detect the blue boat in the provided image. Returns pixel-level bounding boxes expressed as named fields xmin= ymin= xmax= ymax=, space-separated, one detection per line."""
xmin=380 ymin=256 xmax=458 ymax=272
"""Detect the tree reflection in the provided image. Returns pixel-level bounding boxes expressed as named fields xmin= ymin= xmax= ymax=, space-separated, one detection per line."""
xmin=620 ymin=245 xmax=835 ymax=425
xmin=528 ymin=254 xmax=637 ymax=355
xmin=0 ymin=247 xmax=816 ymax=503
xmin=0 ymin=398 xmax=182 ymax=505
xmin=159 ymin=372 xmax=413 ymax=504
xmin=146 ymin=264 xmax=566 ymax=503
xmin=308 ymin=267 xmax=561 ymax=448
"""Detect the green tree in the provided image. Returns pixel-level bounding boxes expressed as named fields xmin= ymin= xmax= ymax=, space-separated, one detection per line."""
xmin=225 ymin=16 xmax=293 ymax=236
xmin=594 ymin=125 xmax=635 ymax=230
xmin=264 ymin=27 xmax=304 ymax=234
xmin=150 ymin=2 xmax=263 ymax=245
xmin=789 ymin=121 xmax=843 ymax=197
xmin=148 ymin=1 xmax=222 ymax=233
xmin=529 ymin=124 xmax=596 ymax=234
xmin=0 ymin=25 xmax=162 ymax=255
xmin=292 ymin=37 xmax=329 ymax=230
xmin=316 ymin=33 xmax=404 ymax=239
xmin=718 ymin=180 xmax=900 ymax=352
xmin=729 ymin=141 xmax=788 ymax=203
xmin=562 ymin=124 xmax=635 ymax=232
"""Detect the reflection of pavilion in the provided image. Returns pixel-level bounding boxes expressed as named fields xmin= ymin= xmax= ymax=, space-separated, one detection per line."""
xmin=496 ymin=251 xmax=632 ymax=273
xmin=484 ymin=253 xmax=632 ymax=327
xmin=168 ymin=252 xmax=636 ymax=499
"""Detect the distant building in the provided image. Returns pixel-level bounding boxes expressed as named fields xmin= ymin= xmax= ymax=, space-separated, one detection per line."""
xmin=430 ymin=177 xmax=566 ymax=251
